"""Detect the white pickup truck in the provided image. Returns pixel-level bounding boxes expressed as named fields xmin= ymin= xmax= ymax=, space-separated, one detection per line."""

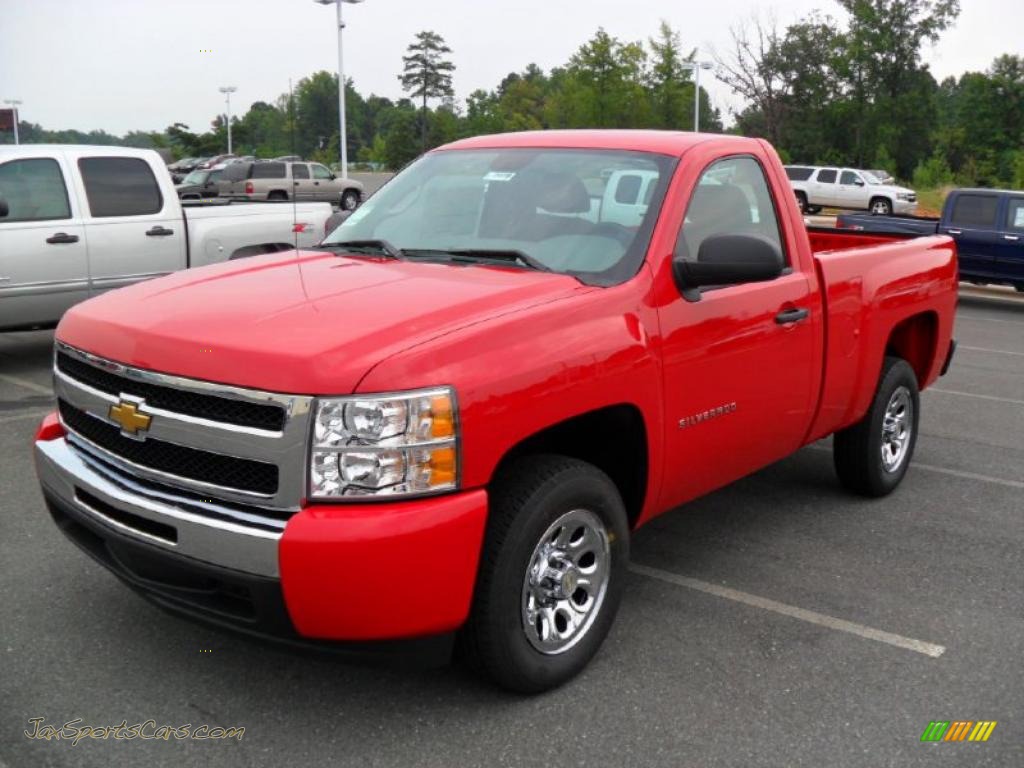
xmin=0 ymin=145 xmax=333 ymax=331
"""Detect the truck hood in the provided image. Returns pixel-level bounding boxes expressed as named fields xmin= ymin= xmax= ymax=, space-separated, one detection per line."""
xmin=57 ymin=250 xmax=586 ymax=394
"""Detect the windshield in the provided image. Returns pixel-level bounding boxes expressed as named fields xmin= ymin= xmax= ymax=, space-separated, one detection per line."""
xmin=323 ymin=148 xmax=677 ymax=286
xmin=182 ymin=170 xmax=208 ymax=185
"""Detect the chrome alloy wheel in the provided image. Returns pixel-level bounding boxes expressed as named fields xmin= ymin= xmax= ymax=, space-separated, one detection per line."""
xmin=521 ymin=509 xmax=611 ymax=655
xmin=881 ymin=386 xmax=914 ymax=473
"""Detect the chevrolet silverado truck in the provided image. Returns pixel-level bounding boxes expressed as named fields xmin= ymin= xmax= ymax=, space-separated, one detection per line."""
xmin=0 ymin=145 xmax=333 ymax=331
xmin=837 ymin=187 xmax=1024 ymax=292
xmin=33 ymin=131 xmax=958 ymax=693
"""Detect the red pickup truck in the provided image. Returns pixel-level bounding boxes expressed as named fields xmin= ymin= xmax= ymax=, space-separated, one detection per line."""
xmin=34 ymin=131 xmax=957 ymax=692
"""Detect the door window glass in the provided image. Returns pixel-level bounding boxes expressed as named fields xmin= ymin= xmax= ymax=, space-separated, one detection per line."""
xmin=0 ymin=158 xmax=71 ymax=222
xmin=312 ymin=164 xmax=333 ymax=180
xmin=291 ymin=164 xmax=310 ymax=179
xmin=78 ymin=157 xmax=162 ymax=217
xmin=1005 ymin=199 xmax=1024 ymax=232
xmin=677 ymin=156 xmax=786 ymax=266
xmin=840 ymin=171 xmax=861 ymax=185
xmin=950 ymin=195 xmax=999 ymax=228
xmin=816 ymin=169 xmax=837 ymax=184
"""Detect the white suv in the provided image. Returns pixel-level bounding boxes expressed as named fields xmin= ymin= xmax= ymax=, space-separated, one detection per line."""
xmin=785 ymin=166 xmax=917 ymax=215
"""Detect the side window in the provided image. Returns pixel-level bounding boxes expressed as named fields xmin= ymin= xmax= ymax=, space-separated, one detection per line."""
xmin=78 ymin=157 xmax=162 ymax=217
xmin=816 ymin=169 xmax=837 ymax=184
xmin=1004 ymin=199 xmax=1024 ymax=232
xmin=676 ymin=156 xmax=786 ymax=265
xmin=207 ymin=170 xmax=223 ymax=183
xmin=950 ymin=195 xmax=999 ymax=228
xmin=614 ymin=174 xmax=642 ymax=204
xmin=252 ymin=162 xmax=286 ymax=179
xmin=312 ymin=164 xmax=333 ymax=180
xmin=291 ymin=164 xmax=310 ymax=180
xmin=0 ymin=158 xmax=71 ymax=222
xmin=840 ymin=171 xmax=860 ymax=185
xmin=785 ymin=166 xmax=814 ymax=181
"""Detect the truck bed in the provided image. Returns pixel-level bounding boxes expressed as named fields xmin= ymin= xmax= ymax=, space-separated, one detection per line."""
xmin=807 ymin=227 xmax=919 ymax=254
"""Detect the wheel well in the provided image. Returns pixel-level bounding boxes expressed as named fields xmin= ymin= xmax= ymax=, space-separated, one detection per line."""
xmin=229 ymin=242 xmax=294 ymax=260
xmin=268 ymin=190 xmax=288 ymax=200
xmin=870 ymin=195 xmax=892 ymax=207
xmin=886 ymin=312 xmax=938 ymax=385
xmin=492 ymin=405 xmax=648 ymax=528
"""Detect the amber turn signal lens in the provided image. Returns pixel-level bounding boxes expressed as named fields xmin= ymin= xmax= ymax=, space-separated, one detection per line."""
xmin=428 ymin=446 xmax=457 ymax=486
xmin=430 ymin=395 xmax=455 ymax=439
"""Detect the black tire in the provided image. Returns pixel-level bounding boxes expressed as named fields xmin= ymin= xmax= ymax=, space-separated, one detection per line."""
xmin=807 ymin=205 xmax=822 ymax=215
xmin=461 ymin=455 xmax=629 ymax=693
xmin=870 ymin=197 xmax=893 ymax=216
xmin=834 ymin=356 xmax=920 ymax=497
xmin=268 ymin=191 xmax=288 ymax=201
xmin=1014 ymin=284 xmax=1024 ymax=294
xmin=340 ymin=189 xmax=360 ymax=211
xmin=795 ymin=192 xmax=809 ymax=214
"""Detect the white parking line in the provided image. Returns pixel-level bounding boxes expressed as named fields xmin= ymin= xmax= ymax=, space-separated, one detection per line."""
xmin=0 ymin=373 xmax=52 ymax=396
xmin=0 ymin=409 xmax=50 ymax=426
xmin=630 ymin=563 xmax=946 ymax=658
xmin=806 ymin=445 xmax=1022 ymax=489
xmin=959 ymin=345 xmax=1024 ymax=358
xmin=928 ymin=388 xmax=1024 ymax=406
xmin=956 ymin=314 xmax=1024 ymax=326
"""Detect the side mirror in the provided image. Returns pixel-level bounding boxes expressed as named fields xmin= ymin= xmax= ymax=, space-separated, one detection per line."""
xmin=0 ymin=198 xmax=8 ymax=218
xmin=854 ymin=179 xmax=865 ymax=187
xmin=673 ymin=233 xmax=784 ymax=299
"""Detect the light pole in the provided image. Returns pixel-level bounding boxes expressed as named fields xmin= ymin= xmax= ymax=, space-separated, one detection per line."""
xmin=219 ymin=86 xmax=237 ymax=154
xmin=315 ymin=0 xmax=364 ymax=179
xmin=4 ymin=99 xmax=22 ymax=144
xmin=681 ymin=61 xmax=713 ymax=133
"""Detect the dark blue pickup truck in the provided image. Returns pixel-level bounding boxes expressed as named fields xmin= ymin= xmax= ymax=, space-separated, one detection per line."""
xmin=837 ymin=188 xmax=1024 ymax=291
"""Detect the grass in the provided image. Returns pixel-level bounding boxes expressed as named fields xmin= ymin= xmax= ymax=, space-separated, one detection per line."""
xmin=912 ymin=185 xmax=954 ymax=217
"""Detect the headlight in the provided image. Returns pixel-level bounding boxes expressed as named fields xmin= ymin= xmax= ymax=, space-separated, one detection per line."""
xmin=309 ymin=387 xmax=458 ymax=499
xmin=897 ymin=192 xmax=914 ymax=201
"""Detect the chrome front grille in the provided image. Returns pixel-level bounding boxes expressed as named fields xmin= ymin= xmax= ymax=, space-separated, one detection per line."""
xmin=53 ymin=342 xmax=313 ymax=514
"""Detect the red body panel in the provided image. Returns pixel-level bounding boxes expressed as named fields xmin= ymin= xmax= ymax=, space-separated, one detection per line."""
xmin=48 ymin=130 xmax=959 ymax=642
xmin=280 ymin=490 xmax=488 ymax=640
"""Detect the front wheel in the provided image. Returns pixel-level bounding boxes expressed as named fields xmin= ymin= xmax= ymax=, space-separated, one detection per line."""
xmin=340 ymin=189 xmax=360 ymax=211
xmin=461 ymin=456 xmax=629 ymax=693
xmin=834 ymin=356 xmax=920 ymax=497
xmin=870 ymin=197 xmax=893 ymax=215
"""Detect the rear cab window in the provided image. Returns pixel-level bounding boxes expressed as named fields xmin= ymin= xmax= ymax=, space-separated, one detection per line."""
xmin=950 ymin=194 xmax=1000 ymax=228
xmin=0 ymin=157 xmax=72 ymax=222
xmin=78 ymin=157 xmax=162 ymax=217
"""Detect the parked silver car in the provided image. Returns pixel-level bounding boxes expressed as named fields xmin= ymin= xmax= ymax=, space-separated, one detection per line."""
xmin=225 ymin=161 xmax=363 ymax=210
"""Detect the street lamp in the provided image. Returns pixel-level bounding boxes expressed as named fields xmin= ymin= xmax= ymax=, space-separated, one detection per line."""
xmin=315 ymin=0 xmax=364 ymax=179
xmin=4 ymin=99 xmax=22 ymax=144
xmin=219 ymin=86 xmax=238 ymax=154
xmin=681 ymin=61 xmax=714 ymax=133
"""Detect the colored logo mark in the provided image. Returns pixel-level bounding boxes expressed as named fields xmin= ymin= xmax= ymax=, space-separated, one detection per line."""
xmin=921 ymin=721 xmax=997 ymax=742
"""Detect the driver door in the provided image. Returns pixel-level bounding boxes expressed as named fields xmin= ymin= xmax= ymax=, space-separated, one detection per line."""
xmin=655 ymin=154 xmax=818 ymax=511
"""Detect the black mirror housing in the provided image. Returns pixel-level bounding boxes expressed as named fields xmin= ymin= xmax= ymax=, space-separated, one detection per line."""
xmin=673 ymin=233 xmax=784 ymax=298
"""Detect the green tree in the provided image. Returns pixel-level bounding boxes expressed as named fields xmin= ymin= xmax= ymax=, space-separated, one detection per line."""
xmin=399 ymin=30 xmax=455 ymax=152
xmin=647 ymin=21 xmax=689 ymax=129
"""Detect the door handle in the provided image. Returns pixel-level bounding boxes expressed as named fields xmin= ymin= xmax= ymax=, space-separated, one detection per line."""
xmin=46 ymin=232 xmax=79 ymax=244
xmin=1005 ymin=235 xmax=1020 ymax=242
xmin=946 ymin=229 xmax=962 ymax=235
xmin=146 ymin=226 xmax=174 ymax=237
xmin=776 ymin=307 xmax=810 ymax=325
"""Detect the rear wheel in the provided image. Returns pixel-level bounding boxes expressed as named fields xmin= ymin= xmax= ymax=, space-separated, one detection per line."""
xmin=870 ymin=197 xmax=893 ymax=215
xmin=834 ymin=356 xmax=920 ymax=497
xmin=795 ymin=192 xmax=809 ymax=214
xmin=461 ymin=455 xmax=629 ymax=693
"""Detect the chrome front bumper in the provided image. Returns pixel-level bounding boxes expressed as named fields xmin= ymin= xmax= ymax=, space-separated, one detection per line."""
xmin=35 ymin=437 xmax=282 ymax=577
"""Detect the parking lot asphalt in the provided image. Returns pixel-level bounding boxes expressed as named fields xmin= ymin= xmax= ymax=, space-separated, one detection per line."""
xmin=1 ymin=288 xmax=1022 ymax=768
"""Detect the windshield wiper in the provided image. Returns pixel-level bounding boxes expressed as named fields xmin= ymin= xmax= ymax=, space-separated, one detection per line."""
xmin=405 ymin=248 xmax=552 ymax=273
xmin=319 ymin=239 xmax=406 ymax=259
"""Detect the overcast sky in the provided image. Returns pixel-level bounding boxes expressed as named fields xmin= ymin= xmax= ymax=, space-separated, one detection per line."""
xmin=1 ymin=0 xmax=1018 ymax=136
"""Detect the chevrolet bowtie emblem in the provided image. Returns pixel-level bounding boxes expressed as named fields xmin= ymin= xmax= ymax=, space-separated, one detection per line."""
xmin=108 ymin=399 xmax=152 ymax=438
